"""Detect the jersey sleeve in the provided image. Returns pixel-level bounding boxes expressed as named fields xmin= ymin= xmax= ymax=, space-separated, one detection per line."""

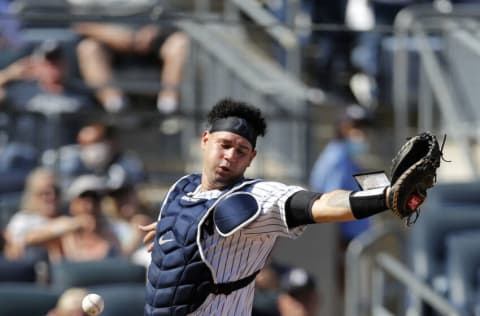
xmin=242 ymin=181 xmax=307 ymax=239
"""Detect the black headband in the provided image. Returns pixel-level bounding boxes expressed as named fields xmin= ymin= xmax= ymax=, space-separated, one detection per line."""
xmin=209 ymin=116 xmax=258 ymax=148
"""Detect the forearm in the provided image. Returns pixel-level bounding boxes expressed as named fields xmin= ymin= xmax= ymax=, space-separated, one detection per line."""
xmin=0 ymin=68 xmax=14 ymax=86
xmin=24 ymin=217 xmax=82 ymax=246
xmin=311 ymin=190 xmax=356 ymax=222
xmin=311 ymin=188 xmax=391 ymax=223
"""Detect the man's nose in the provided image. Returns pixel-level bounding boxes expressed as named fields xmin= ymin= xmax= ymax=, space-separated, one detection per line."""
xmin=224 ymin=148 xmax=236 ymax=160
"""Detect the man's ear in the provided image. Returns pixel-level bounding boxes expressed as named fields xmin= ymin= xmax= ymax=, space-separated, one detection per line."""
xmin=247 ymin=150 xmax=257 ymax=167
xmin=201 ymin=131 xmax=209 ymax=149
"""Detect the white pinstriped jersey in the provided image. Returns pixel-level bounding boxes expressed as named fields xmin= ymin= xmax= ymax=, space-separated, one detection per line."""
xmin=175 ymin=180 xmax=307 ymax=316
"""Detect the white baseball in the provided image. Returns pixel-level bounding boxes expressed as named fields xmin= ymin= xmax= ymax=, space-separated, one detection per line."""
xmin=81 ymin=293 xmax=104 ymax=316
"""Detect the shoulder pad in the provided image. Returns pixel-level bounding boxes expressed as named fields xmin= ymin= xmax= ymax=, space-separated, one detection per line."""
xmin=214 ymin=192 xmax=259 ymax=236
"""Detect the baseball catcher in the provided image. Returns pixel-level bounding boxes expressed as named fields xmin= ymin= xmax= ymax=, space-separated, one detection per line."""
xmin=141 ymin=99 xmax=446 ymax=316
xmin=387 ymin=131 xmax=444 ymax=225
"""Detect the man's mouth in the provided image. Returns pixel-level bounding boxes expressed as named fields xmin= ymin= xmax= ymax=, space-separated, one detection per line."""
xmin=217 ymin=165 xmax=231 ymax=174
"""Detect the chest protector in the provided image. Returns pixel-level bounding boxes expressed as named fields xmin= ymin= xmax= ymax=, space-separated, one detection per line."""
xmin=145 ymin=174 xmax=261 ymax=316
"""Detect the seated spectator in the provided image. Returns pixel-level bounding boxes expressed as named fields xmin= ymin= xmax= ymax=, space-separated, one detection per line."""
xmin=253 ymin=259 xmax=320 ymax=316
xmin=46 ymin=287 xmax=88 ymax=316
xmin=61 ymin=174 xmax=123 ymax=261
xmin=0 ymin=39 xmax=100 ymax=147
xmin=74 ymin=22 xmax=189 ymax=113
xmin=43 ymin=122 xmax=146 ymax=191
xmin=105 ymin=184 xmax=153 ymax=257
xmin=277 ymin=267 xmax=320 ymax=316
xmin=4 ymin=168 xmax=90 ymax=262
xmin=0 ymin=39 xmax=98 ymax=113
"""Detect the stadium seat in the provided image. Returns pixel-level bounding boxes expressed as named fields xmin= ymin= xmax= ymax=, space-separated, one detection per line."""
xmin=409 ymin=206 xmax=480 ymax=292
xmin=50 ymin=257 xmax=147 ymax=291
xmin=0 ymin=257 xmax=37 ymax=282
xmin=0 ymin=191 xmax=22 ymax=229
xmin=425 ymin=181 xmax=480 ymax=209
xmin=446 ymin=230 xmax=480 ymax=315
xmin=88 ymin=284 xmax=146 ymax=316
xmin=0 ymin=283 xmax=61 ymax=316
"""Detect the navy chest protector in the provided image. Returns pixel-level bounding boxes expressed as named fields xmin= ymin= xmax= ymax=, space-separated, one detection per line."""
xmin=145 ymin=174 xmax=261 ymax=316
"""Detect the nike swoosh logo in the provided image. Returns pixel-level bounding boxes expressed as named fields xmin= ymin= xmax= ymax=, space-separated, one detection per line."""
xmin=158 ymin=235 xmax=174 ymax=246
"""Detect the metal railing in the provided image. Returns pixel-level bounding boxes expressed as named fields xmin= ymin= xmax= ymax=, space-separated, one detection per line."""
xmin=372 ymin=253 xmax=461 ymax=316
xmin=345 ymin=223 xmax=462 ymax=316
xmin=176 ymin=17 xmax=314 ymax=182
xmin=345 ymin=222 xmax=404 ymax=316
xmin=392 ymin=4 xmax=480 ymax=179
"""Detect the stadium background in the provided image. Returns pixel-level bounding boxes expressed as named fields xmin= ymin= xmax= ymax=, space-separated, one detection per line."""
xmin=1 ymin=0 xmax=480 ymax=315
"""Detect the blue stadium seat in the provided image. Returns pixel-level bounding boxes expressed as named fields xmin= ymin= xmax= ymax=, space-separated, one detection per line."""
xmin=425 ymin=181 xmax=480 ymax=209
xmin=88 ymin=284 xmax=146 ymax=316
xmin=446 ymin=230 xmax=480 ymax=315
xmin=0 ymin=257 xmax=36 ymax=282
xmin=50 ymin=257 xmax=147 ymax=291
xmin=0 ymin=191 xmax=22 ymax=229
xmin=0 ymin=283 xmax=61 ymax=316
xmin=409 ymin=206 xmax=480 ymax=293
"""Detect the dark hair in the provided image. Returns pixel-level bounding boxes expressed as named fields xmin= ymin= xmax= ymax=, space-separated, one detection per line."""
xmin=34 ymin=39 xmax=64 ymax=61
xmin=207 ymin=99 xmax=267 ymax=137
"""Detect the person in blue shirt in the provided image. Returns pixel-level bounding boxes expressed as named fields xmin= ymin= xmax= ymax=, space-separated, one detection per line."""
xmin=310 ymin=104 xmax=373 ymax=243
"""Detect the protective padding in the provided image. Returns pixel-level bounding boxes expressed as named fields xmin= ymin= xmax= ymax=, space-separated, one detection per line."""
xmin=214 ymin=192 xmax=259 ymax=236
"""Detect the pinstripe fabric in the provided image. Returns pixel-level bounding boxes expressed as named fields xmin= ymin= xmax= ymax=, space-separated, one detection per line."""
xmin=182 ymin=180 xmax=307 ymax=316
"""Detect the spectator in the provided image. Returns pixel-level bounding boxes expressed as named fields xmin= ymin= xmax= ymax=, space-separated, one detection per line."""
xmin=74 ymin=21 xmax=189 ymax=113
xmin=309 ymin=0 xmax=355 ymax=95
xmin=0 ymin=39 xmax=98 ymax=113
xmin=4 ymin=167 xmax=62 ymax=261
xmin=4 ymin=168 xmax=90 ymax=262
xmin=46 ymin=287 xmax=88 ymax=316
xmin=277 ymin=267 xmax=320 ymax=316
xmin=309 ymin=104 xmax=373 ymax=290
xmin=0 ymin=39 xmax=100 ymax=148
xmin=61 ymin=174 xmax=123 ymax=261
xmin=43 ymin=122 xmax=146 ymax=192
xmin=105 ymin=184 xmax=153 ymax=257
xmin=347 ymin=0 xmax=415 ymax=108
xmin=310 ymin=104 xmax=373 ymax=242
xmin=253 ymin=259 xmax=320 ymax=316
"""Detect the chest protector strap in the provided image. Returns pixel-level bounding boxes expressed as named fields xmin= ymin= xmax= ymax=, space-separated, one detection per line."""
xmin=209 ymin=269 xmax=261 ymax=295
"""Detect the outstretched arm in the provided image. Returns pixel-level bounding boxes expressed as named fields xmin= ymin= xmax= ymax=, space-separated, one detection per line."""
xmin=286 ymin=187 xmax=391 ymax=227
xmin=311 ymin=188 xmax=390 ymax=223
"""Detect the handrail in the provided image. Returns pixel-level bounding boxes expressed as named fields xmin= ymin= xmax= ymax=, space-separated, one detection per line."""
xmin=373 ymin=253 xmax=461 ymax=316
xmin=392 ymin=4 xmax=480 ymax=179
xmin=229 ymin=0 xmax=301 ymax=76
xmin=345 ymin=223 xmax=403 ymax=316
xmin=412 ymin=22 xmax=480 ymax=177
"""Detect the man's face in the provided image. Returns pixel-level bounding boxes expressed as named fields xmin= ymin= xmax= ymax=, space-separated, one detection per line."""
xmin=78 ymin=126 xmax=114 ymax=170
xmin=34 ymin=58 xmax=66 ymax=86
xmin=201 ymin=131 xmax=256 ymax=190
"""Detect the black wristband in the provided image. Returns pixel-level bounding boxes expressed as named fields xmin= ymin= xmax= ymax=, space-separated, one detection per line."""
xmin=349 ymin=187 xmax=388 ymax=219
xmin=285 ymin=190 xmax=322 ymax=228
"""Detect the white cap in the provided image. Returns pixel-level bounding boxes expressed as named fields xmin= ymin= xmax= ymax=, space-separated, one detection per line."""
xmin=67 ymin=175 xmax=107 ymax=200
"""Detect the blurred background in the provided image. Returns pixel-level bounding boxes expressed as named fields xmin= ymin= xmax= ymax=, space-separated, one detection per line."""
xmin=0 ymin=0 xmax=480 ymax=315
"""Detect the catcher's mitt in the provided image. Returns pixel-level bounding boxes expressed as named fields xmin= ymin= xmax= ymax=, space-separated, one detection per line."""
xmin=388 ymin=131 xmax=444 ymax=225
